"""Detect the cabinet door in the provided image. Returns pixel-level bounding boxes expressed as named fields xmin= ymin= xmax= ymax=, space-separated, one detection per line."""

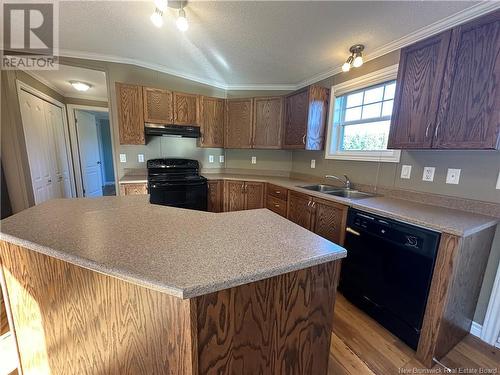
xmin=199 ymin=96 xmax=225 ymax=148
xmin=253 ymin=97 xmax=283 ymax=149
xmin=143 ymin=87 xmax=173 ymax=124
xmin=245 ymin=182 xmax=265 ymax=210
xmin=306 ymin=86 xmax=329 ymax=151
xmin=207 ymin=180 xmax=223 ymax=213
xmin=119 ymin=183 xmax=148 ymax=196
xmin=283 ymin=89 xmax=308 ymax=149
xmin=225 ymin=99 xmax=253 ymax=148
xmin=387 ymin=32 xmax=451 ymax=149
xmin=312 ymin=199 xmax=348 ymax=245
xmin=434 ymin=11 xmax=500 ymax=149
xmin=116 ymin=83 xmax=145 ymax=145
xmin=266 ymin=195 xmax=287 ymax=217
xmin=173 ymin=92 xmax=199 ymax=126
xmin=224 ymin=180 xmax=245 ymax=212
xmin=287 ymin=191 xmax=313 ymax=230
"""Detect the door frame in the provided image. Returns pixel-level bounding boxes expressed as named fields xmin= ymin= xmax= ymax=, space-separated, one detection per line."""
xmin=67 ymin=105 xmax=115 ymax=197
xmin=481 ymin=259 xmax=500 ymax=348
xmin=15 ymin=80 xmax=77 ymax=198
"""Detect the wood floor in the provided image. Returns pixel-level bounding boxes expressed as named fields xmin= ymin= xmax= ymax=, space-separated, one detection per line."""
xmin=330 ymin=294 xmax=500 ymax=375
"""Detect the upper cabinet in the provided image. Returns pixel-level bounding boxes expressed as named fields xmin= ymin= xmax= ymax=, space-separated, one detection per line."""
xmin=198 ymin=96 xmax=225 ymax=148
xmin=225 ymin=98 xmax=253 ymax=148
xmin=283 ymin=85 xmax=329 ymax=150
xmin=116 ymin=83 xmax=145 ymax=145
xmin=173 ymin=92 xmax=199 ymax=126
xmin=388 ymin=10 xmax=500 ymax=150
xmin=143 ymin=87 xmax=173 ymax=124
xmin=253 ymin=96 xmax=283 ymax=149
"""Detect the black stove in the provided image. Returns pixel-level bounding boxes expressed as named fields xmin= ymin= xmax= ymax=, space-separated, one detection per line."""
xmin=147 ymin=158 xmax=207 ymax=211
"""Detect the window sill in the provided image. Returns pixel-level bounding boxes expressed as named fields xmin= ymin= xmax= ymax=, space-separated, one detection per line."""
xmin=325 ymin=150 xmax=401 ymax=163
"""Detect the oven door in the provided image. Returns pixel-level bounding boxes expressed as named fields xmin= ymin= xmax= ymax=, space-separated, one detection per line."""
xmin=148 ymin=180 xmax=207 ymax=211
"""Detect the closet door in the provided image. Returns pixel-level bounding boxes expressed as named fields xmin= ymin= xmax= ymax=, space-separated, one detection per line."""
xmin=19 ymin=90 xmax=58 ymax=204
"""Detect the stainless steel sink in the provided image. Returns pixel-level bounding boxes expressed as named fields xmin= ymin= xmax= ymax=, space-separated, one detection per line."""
xmin=300 ymin=184 xmax=374 ymax=199
xmin=300 ymin=184 xmax=340 ymax=193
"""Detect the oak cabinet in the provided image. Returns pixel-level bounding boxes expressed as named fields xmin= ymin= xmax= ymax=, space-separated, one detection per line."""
xmin=119 ymin=183 xmax=148 ymax=196
xmin=198 ymin=96 xmax=225 ymax=148
xmin=173 ymin=92 xmax=199 ymax=126
xmin=287 ymin=191 xmax=314 ymax=230
xmin=311 ymin=198 xmax=348 ymax=245
xmin=116 ymin=83 xmax=145 ymax=145
xmin=389 ymin=10 xmax=500 ymax=150
xmin=283 ymin=85 xmax=329 ymax=150
xmin=252 ymin=97 xmax=283 ymax=149
xmin=223 ymin=180 xmax=264 ymax=212
xmin=225 ymin=99 xmax=253 ymax=148
xmin=143 ymin=87 xmax=173 ymax=124
xmin=207 ymin=180 xmax=223 ymax=213
xmin=267 ymin=183 xmax=288 ymax=201
xmin=266 ymin=195 xmax=287 ymax=217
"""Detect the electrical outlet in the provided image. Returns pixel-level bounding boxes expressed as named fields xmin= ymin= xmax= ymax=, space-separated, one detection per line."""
xmin=251 ymin=156 xmax=257 ymax=164
xmin=219 ymin=155 xmax=224 ymax=163
xmin=446 ymin=168 xmax=461 ymax=184
xmin=119 ymin=154 xmax=127 ymax=163
xmin=310 ymin=159 xmax=316 ymax=169
xmin=496 ymin=171 xmax=500 ymax=190
xmin=400 ymin=165 xmax=412 ymax=179
xmin=422 ymin=167 xmax=435 ymax=182
xmin=208 ymin=155 xmax=214 ymax=163
xmin=138 ymin=154 xmax=145 ymax=163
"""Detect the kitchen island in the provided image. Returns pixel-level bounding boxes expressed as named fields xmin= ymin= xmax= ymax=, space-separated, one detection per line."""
xmin=0 ymin=195 xmax=347 ymax=375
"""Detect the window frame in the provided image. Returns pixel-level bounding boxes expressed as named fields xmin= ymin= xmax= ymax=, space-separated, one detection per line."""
xmin=325 ymin=64 xmax=401 ymax=163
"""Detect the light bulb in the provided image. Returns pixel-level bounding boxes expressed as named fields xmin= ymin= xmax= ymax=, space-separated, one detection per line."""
xmin=70 ymin=81 xmax=91 ymax=92
xmin=353 ymin=55 xmax=363 ymax=68
xmin=154 ymin=0 xmax=168 ymax=11
xmin=150 ymin=9 xmax=163 ymax=28
xmin=176 ymin=8 xmax=188 ymax=31
xmin=342 ymin=62 xmax=351 ymax=72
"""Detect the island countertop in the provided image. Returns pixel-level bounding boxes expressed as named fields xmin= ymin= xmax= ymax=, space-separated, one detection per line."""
xmin=0 ymin=195 xmax=347 ymax=299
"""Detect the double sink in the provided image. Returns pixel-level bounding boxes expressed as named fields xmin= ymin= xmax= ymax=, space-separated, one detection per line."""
xmin=299 ymin=184 xmax=374 ymax=199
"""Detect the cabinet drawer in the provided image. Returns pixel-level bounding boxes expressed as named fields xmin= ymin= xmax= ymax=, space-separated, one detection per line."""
xmin=266 ymin=195 xmax=287 ymax=217
xmin=267 ymin=183 xmax=288 ymax=200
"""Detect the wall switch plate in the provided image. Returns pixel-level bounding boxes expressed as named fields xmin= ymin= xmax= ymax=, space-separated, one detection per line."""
xmin=496 ymin=171 xmax=500 ymax=190
xmin=310 ymin=159 xmax=316 ymax=169
xmin=400 ymin=165 xmax=412 ymax=179
xmin=446 ymin=168 xmax=461 ymax=184
xmin=208 ymin=155 xmax=214 ymax=163
xmin=422 ymin=167 xmax=435 ymax=182
xmin=219 ymin=155 xmax=224 ymax=163
xmin=119 ymin=154 xmax=127 ymax=163
xmin=251 ymin=156 xmax=257 ymax=164
xmin=138 ymin=154 xmax=145 ymax=163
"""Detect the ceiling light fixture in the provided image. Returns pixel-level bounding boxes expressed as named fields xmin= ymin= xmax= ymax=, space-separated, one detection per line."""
xmin=342 ymin=44 xmax=365 ymax=72
xmin=69 ymin=81 xmax=91 ymax=92
xmin=176 ymin=6 xmax=189 ymax=32
xmin=154 ymin=0 xmax=168 ymax=11
xmin=150 ymin=7 xmax=164 ymax=28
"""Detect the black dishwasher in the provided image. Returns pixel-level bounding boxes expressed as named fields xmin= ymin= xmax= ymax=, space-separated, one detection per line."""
xmin=339 ymin=208 xmax=440 ymax=350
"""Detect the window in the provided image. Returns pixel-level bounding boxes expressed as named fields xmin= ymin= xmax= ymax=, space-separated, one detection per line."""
xmin=326 ymin=65 xmax=401 ymax=162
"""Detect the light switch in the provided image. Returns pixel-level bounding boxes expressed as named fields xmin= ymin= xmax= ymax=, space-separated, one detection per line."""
xmin=119 ymin=154 xmax=127 ymax=163
xmin=310 ymin=159 xmax=316 ymax=169
xmin=219 ymin=155 xmax=225 ymax=163
xmin=208 ymin=155 xmax=214 ymax=163
xmin=422 ymin=167 xmax=435 ymax=182
xmin=446 ymin=168 xmax=461 ymax=184
xmin=251 ymin=156 xmax=257 ymax=164
xmin=138 ymin=154 xmax=145 ymax=163
xmin=400 ymin=165 xmax=412 ymax=179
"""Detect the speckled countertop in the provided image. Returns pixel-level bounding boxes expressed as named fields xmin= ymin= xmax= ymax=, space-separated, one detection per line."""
xmin=0 ymin=196 xmax=347 ymax=299
xmin=120 ymin=173 xmax=498 ymax=237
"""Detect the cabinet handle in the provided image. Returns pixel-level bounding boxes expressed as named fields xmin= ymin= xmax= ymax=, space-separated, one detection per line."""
xmin=434 ymin=123 xmax=440 ymax=139
xmin=302 ymin=134 xmax=306 ymax=144
xmin=425 ymin=123 xmax=431 ymax=138
xmin=274 ymin=204 xmax=280 ymax=208
xmin=307 ymin=201 xmax=311 ymax=207
xmin=275 ymin=190 xmax=280 ymax=194
xmin=311 ymin=202 xmax=316 ymax=208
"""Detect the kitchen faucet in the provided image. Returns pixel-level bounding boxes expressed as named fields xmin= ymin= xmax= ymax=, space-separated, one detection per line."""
xmin=325 ymin=174 xmax=351 ymax=190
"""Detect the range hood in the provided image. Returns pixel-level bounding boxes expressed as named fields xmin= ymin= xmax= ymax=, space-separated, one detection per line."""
xmin=145 ymin=123 xmax=200 ymax=138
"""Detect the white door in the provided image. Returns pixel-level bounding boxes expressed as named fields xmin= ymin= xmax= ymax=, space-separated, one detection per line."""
xmin=19 ymin=90 xmax=59 ymax=204
xmin=75 ymin=110 xmax=103 ymax=197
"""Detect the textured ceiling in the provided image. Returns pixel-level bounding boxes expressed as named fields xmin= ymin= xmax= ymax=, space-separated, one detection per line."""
xmin=55 ymin=1 xmax=495 ymax=88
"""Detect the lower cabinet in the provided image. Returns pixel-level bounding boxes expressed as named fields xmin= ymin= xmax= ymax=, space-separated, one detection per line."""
xmin=119 ymin=183 xmax=148 ymax=196
xmin=287 ymin=191 xmax=348 ymax=245
xmin=224 ymin=180 xmax=264 ymax=212
xmin=207 ymin=180 xmax=223 ymax=213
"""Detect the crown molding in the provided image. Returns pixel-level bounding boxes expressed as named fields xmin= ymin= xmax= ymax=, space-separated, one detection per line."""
xmin=24 ymin=70 xmax=66 ymax=97
xmin=55 ymin=2 xmax=499 ymax=92
xmin=64 ymin=93 xmax=109 ymax=102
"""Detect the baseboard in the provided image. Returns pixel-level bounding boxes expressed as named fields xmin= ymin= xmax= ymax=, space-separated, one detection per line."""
xmin=104 ymin=181 xmax=115 ymax=186
xmin=470 ymin=321 xmax=482 ymax=338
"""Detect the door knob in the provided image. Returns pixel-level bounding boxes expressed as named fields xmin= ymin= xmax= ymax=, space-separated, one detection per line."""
xmin=97 ymin=161 xmax=101 ymax=165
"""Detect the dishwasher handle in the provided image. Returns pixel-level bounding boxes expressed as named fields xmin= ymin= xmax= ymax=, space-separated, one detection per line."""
xmin=346 ymin=227 xmax=361 ymax=236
